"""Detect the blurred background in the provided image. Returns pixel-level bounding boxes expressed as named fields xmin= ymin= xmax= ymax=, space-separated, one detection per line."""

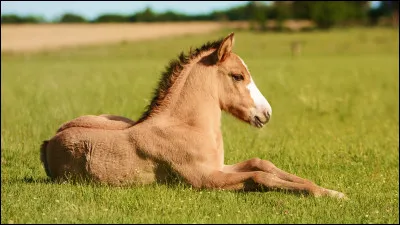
xmin=1 ymin=1 xmax=398 ymax=27
xmin=1 ymin=1 xmax=398 ymax=52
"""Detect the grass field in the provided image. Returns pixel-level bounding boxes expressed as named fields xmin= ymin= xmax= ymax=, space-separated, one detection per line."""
xmin=1 ymin=27 xmax=399 ymax=224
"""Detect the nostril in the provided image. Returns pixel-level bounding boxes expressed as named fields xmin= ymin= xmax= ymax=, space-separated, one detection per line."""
xmin=264 ymin=111 xmax=271 ymax=119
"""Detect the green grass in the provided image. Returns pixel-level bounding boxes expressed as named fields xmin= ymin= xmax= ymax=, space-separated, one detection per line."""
xmin=1 ymin=27 xmax=399 ymax=224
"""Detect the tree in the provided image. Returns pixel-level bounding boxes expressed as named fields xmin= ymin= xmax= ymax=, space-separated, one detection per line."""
xmin=135 ymin=7 xmax=157 ymax=22
xmin=209 ymin=10 xmax=228 ymax=21
xmin=157 ymin=11 xmax=188 ymax=22
xmin=247 ymin=1 xmax=268 ymax=31
xmin=1 ymin=14 xmax=24 ymax=23
xmin=309 ymin=1 xmax=351 ymax=29
xmin=273 ymin=1 xmax=293 ymax=30
xmin=93 ymin=14 xmax=129 ymax=23
xmin=59 ymin=13 xmax=87 ymax=23
xmin=1 ymin=14 xmax=44 ymax=24
xmin=367 ymin=1 xmax=398 ymax=26
xmin=292 ymin=1 xmax=313 ymax=19
xmin=341 ymin=1 xmax=369 ymax=25
xmin=223 ymin=5 xmax=252 ymax=21
xmin=379 ymin=1 xmax=399 ymax=26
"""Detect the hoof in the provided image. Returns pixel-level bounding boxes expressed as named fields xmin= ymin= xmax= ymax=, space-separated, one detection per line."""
xmin=327 ymin=189 xmax=349 ymax=200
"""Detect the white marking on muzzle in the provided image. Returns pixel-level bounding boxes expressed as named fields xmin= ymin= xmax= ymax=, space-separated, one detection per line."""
xmin=246 ymin=77 xmax=272 ymax=116
xmin=239 ymin=57 xmax=272 ymax=116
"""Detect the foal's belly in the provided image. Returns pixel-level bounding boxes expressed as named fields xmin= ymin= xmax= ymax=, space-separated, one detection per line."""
xmin=48 ymin=128 xmax=157 ymax=186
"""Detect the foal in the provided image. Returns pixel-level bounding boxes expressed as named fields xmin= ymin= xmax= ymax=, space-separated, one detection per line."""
xmin=56 ymin=114 xmax=136 ymax=133
xmin=41 ymin=33 xmax=346 ymax=199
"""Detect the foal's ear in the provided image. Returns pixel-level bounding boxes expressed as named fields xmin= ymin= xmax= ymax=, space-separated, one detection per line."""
xmin=217 ymin=32 xmax=235 ymax=62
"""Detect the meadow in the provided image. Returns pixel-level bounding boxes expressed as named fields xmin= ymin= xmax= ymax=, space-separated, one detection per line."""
xmin=1 ymin=27 xmax=399 ymax=223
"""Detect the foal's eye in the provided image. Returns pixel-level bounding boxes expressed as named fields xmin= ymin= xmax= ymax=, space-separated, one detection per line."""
xmin=231 ymin=74 xmax=244 ymax=82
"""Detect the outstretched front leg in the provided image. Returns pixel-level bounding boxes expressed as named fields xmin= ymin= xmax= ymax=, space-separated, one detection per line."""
xmin=222 ymin=158 xmax=347 ymax=199
xmin=177 ymin=165 xmax=337 ymax=198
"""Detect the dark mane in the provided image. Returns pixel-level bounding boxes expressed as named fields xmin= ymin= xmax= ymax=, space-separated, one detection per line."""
xmin=136 ymin=37 xmax=224 ymax=123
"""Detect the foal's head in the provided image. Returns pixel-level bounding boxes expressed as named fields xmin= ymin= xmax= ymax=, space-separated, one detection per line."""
xmin=213 ymin=33 xmax=272 ymax=128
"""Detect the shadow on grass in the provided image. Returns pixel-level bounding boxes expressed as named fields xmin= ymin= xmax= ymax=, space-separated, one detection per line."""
xmin=13 ymin=175 xmax=311 ymax=198
xmin=1 ymin=176 xmax=54 ymax=185
xmin=22 ymin=176 xmax=53 ymax=184
xmin=5 ymin=175 xmax=98 ymax=186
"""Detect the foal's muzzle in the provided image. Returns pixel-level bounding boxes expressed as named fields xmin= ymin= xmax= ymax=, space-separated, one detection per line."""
xmin=251 ymin=109 xmax=271 ymax=128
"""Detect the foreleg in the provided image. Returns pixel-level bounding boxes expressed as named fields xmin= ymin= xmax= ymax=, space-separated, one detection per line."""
xmin=222 ymin=158 xmax=347 ymax=199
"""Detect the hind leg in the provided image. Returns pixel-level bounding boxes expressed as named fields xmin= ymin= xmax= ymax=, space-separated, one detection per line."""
xmin=98 ymin=114 xmax=136 ymax=124
xmin=57 ymin=114 xmax=136 ymax=132
xmin=45 ymin=138 xmax=90 ymax=182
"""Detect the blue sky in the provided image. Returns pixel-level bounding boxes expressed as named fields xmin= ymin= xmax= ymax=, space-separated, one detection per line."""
xmin=1 ymin=1 xmax=252 ymax=20
xmin=1 ymin=1 xmax=381 ymax=21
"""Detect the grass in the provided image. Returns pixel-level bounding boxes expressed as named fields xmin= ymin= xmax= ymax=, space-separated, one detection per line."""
xmin=1 ymin=27 xmax=399 ymax=224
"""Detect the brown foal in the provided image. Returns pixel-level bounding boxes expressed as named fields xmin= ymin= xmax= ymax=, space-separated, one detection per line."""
xmin=40 ymin=33 xmax=347 ymax=199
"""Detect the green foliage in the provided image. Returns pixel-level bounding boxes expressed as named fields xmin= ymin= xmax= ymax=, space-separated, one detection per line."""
xmin=292 ymin=1 xmax=313 ymax=19
xmin=59 ymin=13 xmax=87 ymax=23
xmin=272 ymin=1 xmax=293 ymax=30
xmin=1 ymin=14 xmax=22 ymax=23
xmin=309 ymin=2 xmax=345 ymax=29
xmin=1 ymin=2 xmax=396 ymax=29
xmin=274 ymin=2 xmax=293 ymax=22
xmin=347 ymin=1 xmax=370 ymax=21
xmin=250 ymin=1 xmax=371 ymax=30
xmin=223 ymin=3 xmax=254 ymax=21
xmin=1 ymin=14 xmax=45 ymax=24
xmin=208 ymin=11 xmax=228 ymax=21
xmin=1 ymin=28 xmax=399 ymax=223
xmin=379 ymin=1 xmax=399 ymax=16
xmin=309 ymin=1 xmax=360 ymax=29
xmin=134 ymin=7 xmax=157 ymax=22
xmin=246 ymin=1 xmax=269 ymax=31
xmin=157 ymin=11 xmax=190 ymax=22
xmin=93 ymin=14 xmax=129 ymax=23
xmin=368 ymin=1 xmax=399 ymax=25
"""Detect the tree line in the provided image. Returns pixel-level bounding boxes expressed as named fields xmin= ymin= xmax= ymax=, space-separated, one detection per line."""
xmin=1 ymin=1 xmax=398 ymax=29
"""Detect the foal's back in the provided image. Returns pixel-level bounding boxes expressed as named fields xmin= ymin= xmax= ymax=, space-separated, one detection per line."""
xmin=57 ymin=114 xmax=136 ymax=133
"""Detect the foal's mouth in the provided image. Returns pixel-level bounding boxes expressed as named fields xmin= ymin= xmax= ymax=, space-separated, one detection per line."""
xmin=251 ymin=111 xmax=271 ymax=128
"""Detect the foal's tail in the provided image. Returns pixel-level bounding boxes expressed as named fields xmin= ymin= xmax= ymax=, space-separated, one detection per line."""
xmin=40 ymin=140 xmax=51 ymax=178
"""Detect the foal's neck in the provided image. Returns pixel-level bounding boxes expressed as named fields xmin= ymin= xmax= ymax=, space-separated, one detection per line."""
xmin=170 ymin=70 xmax=221 ymax=131
xmin=139 ymin=50 xmax=225 ymax=167
xmin=154 ymin=50 xmax=221 ymax=132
